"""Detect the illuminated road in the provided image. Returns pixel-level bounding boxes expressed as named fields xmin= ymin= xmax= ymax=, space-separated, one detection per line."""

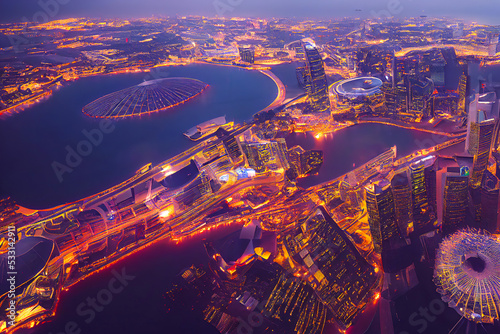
xmin=257 ymin=69 xmax=287 ymax=111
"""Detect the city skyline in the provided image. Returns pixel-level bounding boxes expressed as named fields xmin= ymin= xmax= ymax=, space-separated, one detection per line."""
xmin=1 ymin=8 xmax=500 ymax=334
xmin=1 ymin=1 xmax=500 ymax=24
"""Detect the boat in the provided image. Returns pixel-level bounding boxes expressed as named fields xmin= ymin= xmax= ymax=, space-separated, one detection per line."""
xmin=183 ymin=116 xmax=233 ymax=141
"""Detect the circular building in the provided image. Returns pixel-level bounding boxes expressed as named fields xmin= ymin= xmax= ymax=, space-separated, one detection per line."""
xmin=82 ymin=77 xmax=209 ymax=118
xmin=331 ymin=76 xmax=383 ymax=101
xmin=433 ymin=229 xmax=500 ymax=323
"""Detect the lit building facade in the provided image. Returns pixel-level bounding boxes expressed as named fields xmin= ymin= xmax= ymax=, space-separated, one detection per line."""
xmin=301 ymin=41 xmax=331 ymax=113
xmin=468 ymin=119 xmax=495 ymax=188
xmin=238 ymin=45 xmax=255 ymax=63
xmin=442 ymin=167 xmax=469 ymax=236
xmin=390 ymin=170 xmax=412 ymax=236
xmin=410 ymin=156 xmax=437 ymax=233
xmin=365 ymin=179 xmax=402 ymax=253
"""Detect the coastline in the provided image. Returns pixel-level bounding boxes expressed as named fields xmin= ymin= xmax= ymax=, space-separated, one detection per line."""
xmin=0 ymin=61 xmax=287 ymax=120
xmin=355 ymin=118 xmax=466 ymax=137
xmin=0 ymin=67 xmax=151 ymax=118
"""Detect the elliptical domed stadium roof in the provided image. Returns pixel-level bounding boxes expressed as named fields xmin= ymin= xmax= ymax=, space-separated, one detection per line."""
xmin=82 ymin=77 xmax=208 ymax=118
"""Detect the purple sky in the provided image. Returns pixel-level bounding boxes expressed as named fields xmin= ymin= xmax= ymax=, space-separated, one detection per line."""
xmin=0 ymin=0 xmax=499 ymax=25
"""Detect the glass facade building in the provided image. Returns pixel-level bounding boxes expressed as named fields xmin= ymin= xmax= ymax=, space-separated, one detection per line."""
xmin=301 ymin=41 xmax=331 ymax=113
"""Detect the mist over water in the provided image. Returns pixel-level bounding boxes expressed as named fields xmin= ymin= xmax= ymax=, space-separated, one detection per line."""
xmin=1 ymin=0 xmax=499 ymax=24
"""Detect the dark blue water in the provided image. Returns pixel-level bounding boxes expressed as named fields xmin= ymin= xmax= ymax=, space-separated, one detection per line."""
xmin=0 ymin=64 xmax=277 ymax=209
xmin=33 ymin=226 xmax=241 ymax=334
xmin=269 ymin=62 xmax=304 ymax=99
xmin=286 ymin=123 xmax=449 ymax=188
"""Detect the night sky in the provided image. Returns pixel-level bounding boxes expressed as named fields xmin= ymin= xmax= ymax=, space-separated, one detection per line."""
xmin=0 ymin=0 xmax=499 ymax=24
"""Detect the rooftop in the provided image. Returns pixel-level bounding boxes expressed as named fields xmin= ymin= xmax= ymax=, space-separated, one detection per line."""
xmin=82 ymin=77 xmax=208 ymax=118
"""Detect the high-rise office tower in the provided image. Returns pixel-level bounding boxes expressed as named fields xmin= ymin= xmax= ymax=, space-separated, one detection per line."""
xmin=465 ymin=59 xmax=481 ymax=150
xmin=300 ymin=150 xmax=323 ymax=175
xmin=457 ymin=74 xmax=467 ymax=115
xmin=468 ymin=118 xmax=495 ymax=188
xmin=287 ymin=145 xmax=323 ymax=176
xmin=274 ymin=138 xmax=290 ymax=170
xmin=395 ymin=84 xmax=408 ymax=114
xmin=390 ymin=170 xmax=412 ymax=237
xmin=407 ymin=76 xmax=434 ymax=119
xmin=430 ymin=59 xmax=446 ymax=87
xmin=215 ymin=128 xmax=243 ymax=164
xmin=287 ymin=145 xmax=304 ymax=176
xmin=238 ymin=45 xmax=255 ymax=63
xmin=365 ymin=179 xmax=402 ymax=253
xmin=280 ymin=207 xmax=378 ymax=329
xmin=410 ymin=156 xmax=437 ymax=233
xmin=241 ymin=142 xmax=285 ymax=173
xmin=301 ymin=41 xmax=331 ymax=113
xmin=480 ymin=170 xmax=499 ymax=233
xmin=442 ymin=166 xmax=469 ymax=236
xmin=382 ymin=82 xmax=397 ymax=115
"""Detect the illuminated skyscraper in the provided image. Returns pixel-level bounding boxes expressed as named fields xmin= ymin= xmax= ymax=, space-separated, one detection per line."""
xmin=407 ymin=76 xmax=433 ymax=119
xmin=430 ymin=58 xmax=445 ymax=87
xmin=442 ymin=167 xmax=469 ymax=236
xmin=457 ymin=73 xmax=467 ymax=115
xmin=382 ymin=82 xmax=396 ymax=115
xmin=274 ymin=138 xmax=290 ymax=170
xmin=301 ymin=41 xmax=331 ymax=113
xmin=288 ymin=145 xmax=304 ymax=176
xmin=465 ymin=58 xmax=481 ymax=150
xmin=175 ymin=171 xmax=214 ymax=207
xmin=238 ymin=46 xmax=254 ymax=63
xmin=287 ymin=145 xmax=323 ymax=176
xmin=240 ymin=143 xmax=263 ymax=172
xmin=468 ymin=118 xmax=495 ymax=188
xmin=365 ymin=179 xmax=402 ymax=253
xmin=241 ymin=139 xmax=292 ymax=173
xmin=390 ymin=170 xmax=412 ymax=236
xmin=410 ymin=156 xmax=437 ymax=233
xmin=395 ymin=84 xmax=408 ymax=115
xmin=215 ymin=128 xmax=242 ymax=164
xmin=281 ymin=208 xmax=378 ymax=329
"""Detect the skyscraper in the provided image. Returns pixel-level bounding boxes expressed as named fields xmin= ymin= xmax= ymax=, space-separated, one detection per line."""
xmin=407 ymin=76 xmax=433 ymax=119
xmin=442 ymin=167 xmax=469 ymax=236
xmin=240 ymin=142 xmax=265 ymax=172
xmin=238 ymin=45 xmax=254 ymax=63
xmin=465 ymin=58 xmax=481 ymax=150
xmin=468 ymin=118 xmax=495 ymax=188
xmin=287 ymin=145 xmax=323 ymax=176
xmin=480 ymin=170 xmax=499 ymax=233
xmin=457 ymin=73 xmax=467 ymax=115
xmin=390 ymin=170 xmax=412 ymax=237
xmin=410 ymin=156 xmax=437 ymax=233
xmin=301 ymin=40 xmax=331 ymax=113
xmin=274 ymin=138 xmax=290 ymax=170
xmin=215 ymin=128 xmax=243 ymax=164
xmin=365 ymin=179 xmax=402 ymax=253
